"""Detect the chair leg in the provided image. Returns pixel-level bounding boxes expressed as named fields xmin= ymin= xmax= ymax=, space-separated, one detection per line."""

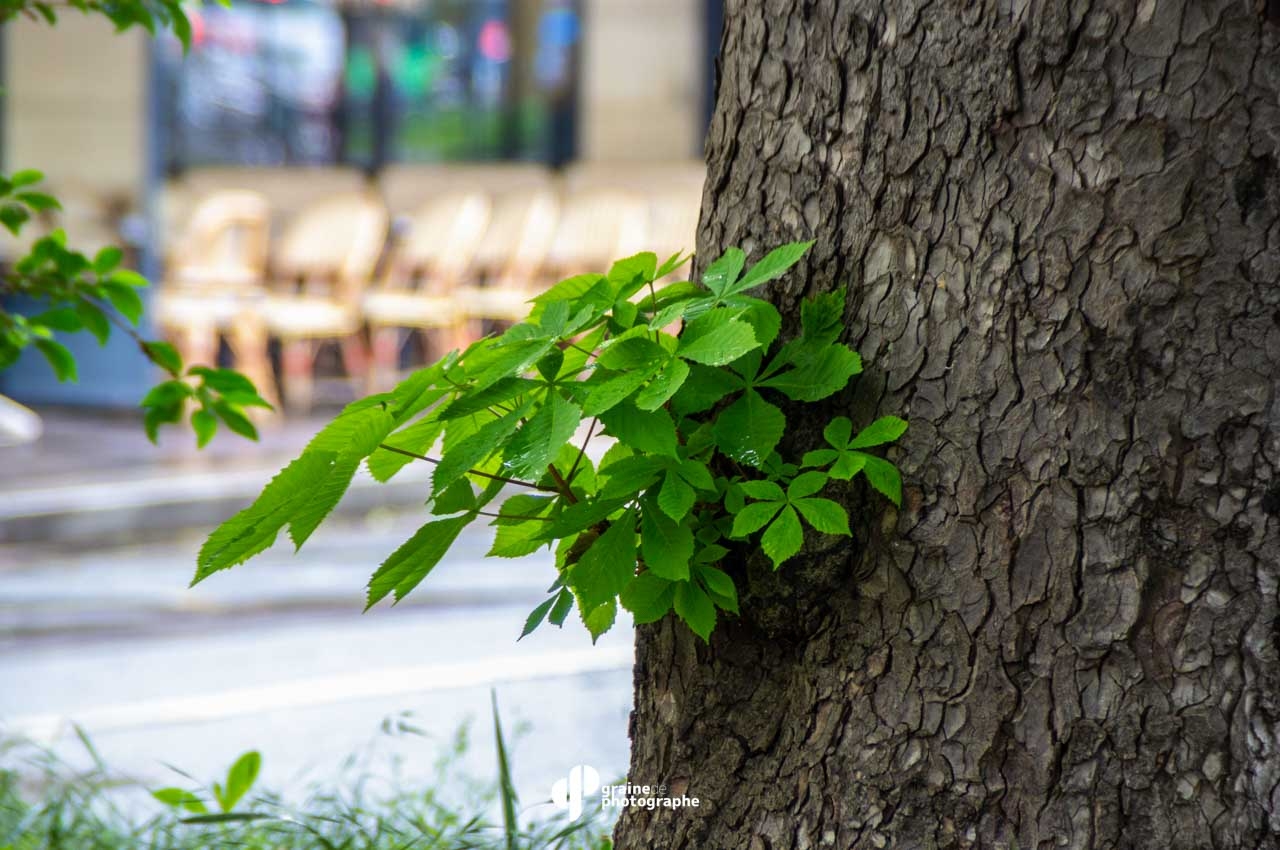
xmin=448 ymin=318 xmax=479 ymax=354
xmin=369 ymin=326 xmax=402 ymax=393
xmin=281 ymin=338 xmax=316 ymax=414
xmin=340 ymin=333 xmax=370 ymax=398
xmin=226 ymin=314 xmax=279 ymax=413
xmin=172 ymin=323 xmax=218 ymax=371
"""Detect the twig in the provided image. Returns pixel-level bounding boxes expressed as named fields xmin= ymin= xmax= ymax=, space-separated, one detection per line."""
xmin=376 ymin=443 xmax=557 ymax=492
xmin=566 ymin=417 xmax=598 ymax=485
xmin=546 ymin=463 xmax=579 ymax=504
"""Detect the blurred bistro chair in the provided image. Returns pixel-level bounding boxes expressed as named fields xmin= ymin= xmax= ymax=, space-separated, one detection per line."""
xmin=540 ymin=187 xmax=648 ymax=284
xmin=453 ymin=187 xmax=560 ymax=331
xmin=362 ymin=190 xmax=490 ymax=391
xmin=257 ymin=191 xmax=388 ymax=412
xmin=153 ymin=189 xmax=275 ymax=404
xmin=646 ymin=184 xmax=703 ymax=279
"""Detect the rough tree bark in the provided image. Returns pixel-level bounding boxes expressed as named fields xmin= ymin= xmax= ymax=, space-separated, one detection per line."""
xmin=615 ymin=2 xmax=1280 ymax=848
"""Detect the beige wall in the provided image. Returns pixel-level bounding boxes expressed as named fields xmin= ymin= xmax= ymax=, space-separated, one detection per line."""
xmin=578 ymin=0 xmax=703 ymax=162
xmin=4 ymin=16 xmax=147 ymax=201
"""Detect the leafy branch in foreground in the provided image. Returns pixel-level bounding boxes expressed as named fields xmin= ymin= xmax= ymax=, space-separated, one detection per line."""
xmin=194 ymin=242 xmax=907 ymax=641
xmin=0 ymin=170 xmax=272 ymax=444
xmin=1 ymin=0 xmax=209 ymax=51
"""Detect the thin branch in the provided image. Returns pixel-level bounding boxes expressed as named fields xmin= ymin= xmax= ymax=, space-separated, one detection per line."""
xmin=546 ymin=463 xmax=579 ymax=504
xmin=566 ymin=417 xmax=598 ymax=485
xmin=376 ymin=443 xmax=557 ymax=492
xmin=475 ymin=509 xmax=552 ymax=522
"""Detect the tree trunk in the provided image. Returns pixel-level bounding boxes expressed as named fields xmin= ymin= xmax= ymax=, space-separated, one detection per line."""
xmin=615 ymin=2 xmax=1280 ymax=848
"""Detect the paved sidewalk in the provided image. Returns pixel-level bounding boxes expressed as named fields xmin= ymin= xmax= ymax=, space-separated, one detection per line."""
xmin=1 ymin=409 xmax=635 ymax=797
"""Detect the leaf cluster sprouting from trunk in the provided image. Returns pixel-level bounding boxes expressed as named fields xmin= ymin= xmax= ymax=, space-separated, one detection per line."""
xmin=195 ymin=243 xmax=906 ymax=641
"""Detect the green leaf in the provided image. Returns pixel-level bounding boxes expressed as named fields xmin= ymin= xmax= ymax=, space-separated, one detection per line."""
xmin=599 ymin=454 xmax=665 ymax=499
xmin=212 ymin=401 xmax=258 ymax=441
xmin=535 ymin=347 xmax=564 ymax=382
xmin=669 ymin=364 xmax=744 ymax=415
xmin=540 ymin=496 xmax=629 ymax=539
xmin=608 ymin=251 xmax=657 ymax=292
xmin=141 ymin=379 xmax=193 ymax=408
xmin=582 ymin=369 xmax=651 ymax=416
xmin=10 ymin=169 xmax=43 ymax=188
xmin=76 ymin=301 xmax=111 ymax=344
xmin=640 ymin=508 xmax=693 ymax=581
xmin=759 ymin=346 xmax=862 ymax=401
xmin=760 ymin=505 xmax=803 ymax=568
xmin=830 ymin=451 xmax=868 ymax=480
xmin=730 ymin=500 xmax=782 ymax=537
xmin=35 ymin=339 xmax=76 ymax=382
xmin=438 ymin=377 xmax=538 ymax=419
xmin=676 ymin=314 xmax=758 ymax=366
xmin=531 ymin=272 xmax=608 ymax=306
xmin=849 ymin=416 xmax=909 ymax=448
xmin=696 ymin=564 xmax=739 ymax=614
xmin=675 ymin=458 xmax=715 ymax=491
xmin=654 ymin=251 xmax=690 ymax=280
xmin=369 ymin=416 xmax=444 ymax=481
xmin=858 ymin=453 xmax=903 ymax=506
xmin=793 ymin=497 xmax=850 ymax=536
xmin=169 ymin=4 xmax=193 ymax=50
xmin=188 ymin=366 xmax=258 ymax=398
xmin=787 ymin=470 xmax=828 ymax=500
xmin=191 ymin=409 xmax=217 ymax=448
xmin=798 ymin=287 xmax=846 ymax=346
xmin=568 ymin=510 xmax=637 ymax=611
xmin=219 ymin=751 xmax=261 ymax=812
xmin=634 ymin=357 xmax=690 ymax=410
xmin=599 ymin=402 xmax=678 ymax=457
xmin=366 ymin=515 xmax=471 ymax=607
xmin=15 ymin=191 xmax=60 ymax=212
xmin=737 ymin=479 xmax=785 ymax=501
xmin=0 ymin=204 xmax=29 ymax=235
xmin=731 ymin=241 xmax=813 ymax=294
xmin=151 ymin=788 xmax=207 ymax=814
xmin=581 ymin=598 xmax=617 ymax=642
xmin=490 ymin=520 xmax=549 ymax=558
xmin=620 ymin=573 xmax=675 ymax=624
xmin=712 ymin=389 xmax=785 ymax=467
xmin=725 ymin=295 xmax=783 ymax=347
xmin=701 ymin=247 xmax=746 ymax=297
xmin=674 ymin=582 xmax=717 ymax=642
xmin=598 ymin=336 xmax=665 ymax=370
xmin=31 ymin=308 xmax=82 ymax=332
xmin=196 ymin=452 xmax=338 ymax=583
xmin=823 ymin=417 xmax=853 ymax=447
xmin=143 ymin=403 xmax=183 ymax=444
xmin=143 ymin=340 xmax=183 ymax=376
xmin=520 ymin=595 xmax=558 ymax=639
xmin=433 ymin=407 xmax=528 ymax=495
xmin=504 ymin=393 xmax=582 ymax=478
xmin=93 ymin=246 xmax=124 ymax=274
xmin=107 ymin=269 xmax=150 ymax=288
xmin=101 ymin=281 xmax=144 ymax=325
xmin=657 ymin=471 xmax=695 ymax=521
xmin=548 ymin=587 xmax=575 ymax=626
xmin=433 ymin=479 xmax=477 ymax=515
xmin=465 ymin=338 xmax=554 ymax=392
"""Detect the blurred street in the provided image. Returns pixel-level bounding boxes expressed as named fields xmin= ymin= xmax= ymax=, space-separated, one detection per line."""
xmin=0 ymin=412 xmax=633 ymax=803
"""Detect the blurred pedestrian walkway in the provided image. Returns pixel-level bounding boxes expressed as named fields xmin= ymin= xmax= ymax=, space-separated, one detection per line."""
xmin=0 ymin=409 xmax=633 ymax=801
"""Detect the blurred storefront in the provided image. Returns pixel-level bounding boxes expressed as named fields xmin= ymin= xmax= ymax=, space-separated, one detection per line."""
xmin=0 ymin=0 xmax=719 ymax=405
